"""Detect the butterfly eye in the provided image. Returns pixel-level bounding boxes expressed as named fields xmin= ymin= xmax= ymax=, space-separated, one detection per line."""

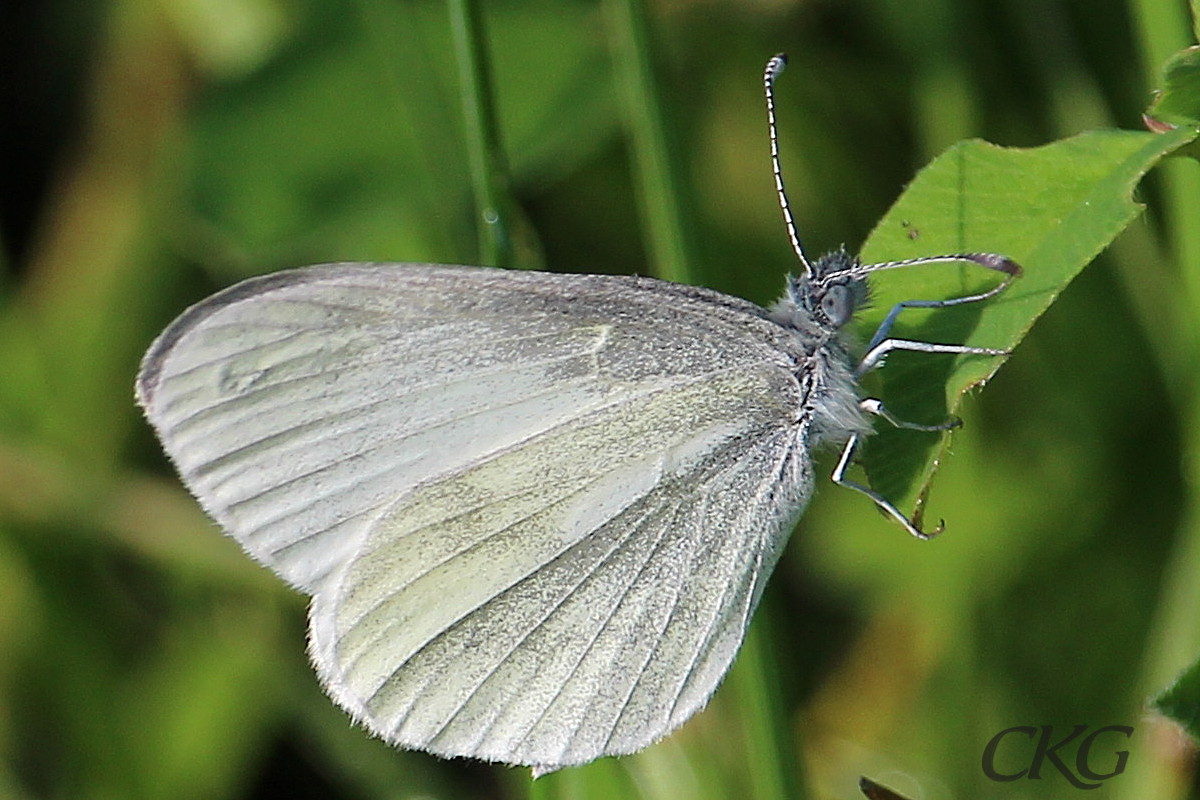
xmin=820 ymin=284 xmax=853 ymax=327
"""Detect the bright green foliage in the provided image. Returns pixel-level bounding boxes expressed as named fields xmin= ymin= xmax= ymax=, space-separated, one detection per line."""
xmin=858 ymin=128 xmax=1196 ymax=520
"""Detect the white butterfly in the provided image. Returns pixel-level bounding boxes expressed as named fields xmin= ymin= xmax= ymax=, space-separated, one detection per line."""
xmin=135 ymin=54 xmax=1018 ymax=773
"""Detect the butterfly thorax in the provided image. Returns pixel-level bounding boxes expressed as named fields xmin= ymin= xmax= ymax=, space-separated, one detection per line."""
xmin=767 ymin=248 xmax=872 ymax=447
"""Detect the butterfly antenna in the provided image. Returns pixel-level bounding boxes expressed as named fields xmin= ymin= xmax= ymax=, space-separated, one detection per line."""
xmin=764 ymin=53 xmax=813 ymax=277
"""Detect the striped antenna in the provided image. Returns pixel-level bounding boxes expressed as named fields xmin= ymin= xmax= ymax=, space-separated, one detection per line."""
xmin=764 ymin=54 xmax=812 ymax=276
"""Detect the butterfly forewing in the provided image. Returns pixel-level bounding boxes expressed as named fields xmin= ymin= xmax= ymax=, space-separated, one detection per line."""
xmin=137 ymin=263 xmax=817 ymax=769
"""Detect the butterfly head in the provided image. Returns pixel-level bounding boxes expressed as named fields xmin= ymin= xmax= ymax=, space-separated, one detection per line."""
xmin=777 ymin=247 xmax=870 ymax=334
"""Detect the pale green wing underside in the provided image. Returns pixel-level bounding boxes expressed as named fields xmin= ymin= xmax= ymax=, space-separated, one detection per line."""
xmin=137 ymin=263 xmax=814 ymax=770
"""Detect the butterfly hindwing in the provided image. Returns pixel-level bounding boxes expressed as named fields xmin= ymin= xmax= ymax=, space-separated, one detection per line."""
xmin=318 ymin=373 xmax=812 ymax=769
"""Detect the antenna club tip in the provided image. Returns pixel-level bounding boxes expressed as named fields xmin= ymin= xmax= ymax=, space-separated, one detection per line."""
xmin=969 ymin=252 xmax=1023 ymax=277
xmin=765 ymin=53 xmax=789 ymax=79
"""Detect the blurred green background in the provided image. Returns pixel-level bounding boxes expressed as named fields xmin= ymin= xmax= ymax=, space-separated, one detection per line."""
xmin=2 ymin=0 xmax=1199 ymax=798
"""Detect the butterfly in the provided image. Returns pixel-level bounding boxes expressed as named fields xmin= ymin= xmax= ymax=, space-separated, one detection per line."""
xmin=136 ymin=54 xmax=1018 ymax=773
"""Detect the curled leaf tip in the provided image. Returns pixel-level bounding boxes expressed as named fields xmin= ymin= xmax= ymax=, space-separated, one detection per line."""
xmin=1143 ymin=113 xmax=1178 ymax=134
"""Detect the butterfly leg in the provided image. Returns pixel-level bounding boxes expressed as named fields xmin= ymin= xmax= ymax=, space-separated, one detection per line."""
xmin=842 ymin=259 xmax=1019 ymax=534
xmin=857 ymin=338 xmax=1010 ymax=378
xmin=831 ymin=428 xmax=938 ymax=540
xmin=862 ymin=269 xmax=1016 ymax=352
xmin=858 ymin=259 xmax=1019 ymax=377
xmin=830 ymin=396 xmax=974 ymax=539
xmin=858 ymin=397 xmax=961 ymax=432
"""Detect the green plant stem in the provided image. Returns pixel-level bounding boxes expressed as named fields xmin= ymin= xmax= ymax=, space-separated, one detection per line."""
xmin=447 ymin=0 xmax=513 ymax=267
xmin=1118 ymin=4 xmax=1200 ymax=800
xmin=602 ymin=0 xmax=693 ymax=284
xmin=732 ymin=613 xmax=804 ymax=800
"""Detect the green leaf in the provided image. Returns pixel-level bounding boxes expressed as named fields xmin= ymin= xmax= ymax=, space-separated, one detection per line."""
xmin=1154 ymin=658 xmax=1200 ymax=741
xmin=1145 ymin=45 xmax=1200 ymax=129
xmin=853 ymin=127 xmax=1197 ymax=531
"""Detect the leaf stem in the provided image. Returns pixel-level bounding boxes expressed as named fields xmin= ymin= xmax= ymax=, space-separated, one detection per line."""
xmin=603 ymin=0 xmax=694 ymax=283
xmin=447 ymin=0 xmax=513 ymax=267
